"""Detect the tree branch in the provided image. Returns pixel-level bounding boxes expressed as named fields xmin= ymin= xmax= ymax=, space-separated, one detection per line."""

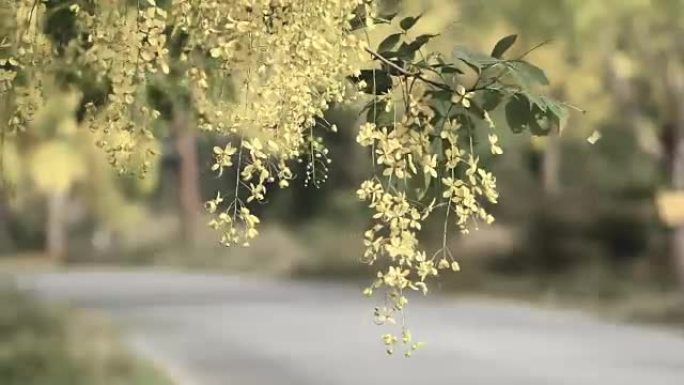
xmin=364 ymin=48 xmax=454 ymax=93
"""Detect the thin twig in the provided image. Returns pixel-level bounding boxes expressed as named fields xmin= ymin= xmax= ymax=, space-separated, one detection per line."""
xmin=562 ymin=101 xmax=587 ymax=114
xmin=365 ymin=48 xmax=494 ymax=95
xmin=365 ymin=48 xmax=453 ymax=92
xmin=516 ymin=39 xmax=554 ymax=61
xmin=27 ymin=0 xmax=39 ymax=28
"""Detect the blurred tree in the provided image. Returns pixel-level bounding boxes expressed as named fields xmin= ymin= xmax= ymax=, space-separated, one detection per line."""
xmin=3 ymin=2 xmax=157 ymax=257
xmin=25 ymin=91 xmax=85 ymax=260
xmin=172 ymin=109 xmax=201 ymax=244
xmin=458 ymin=0 xmax=684 ymax=288
xmin=147 ymin=78 xmax=202 ymax=245
xmin=3 ymin=88 xmax=155 ymax=261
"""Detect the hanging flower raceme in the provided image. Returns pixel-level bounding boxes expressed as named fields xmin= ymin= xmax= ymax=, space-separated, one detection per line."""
xmin=2 ymin=0 xmax=567 ymax=356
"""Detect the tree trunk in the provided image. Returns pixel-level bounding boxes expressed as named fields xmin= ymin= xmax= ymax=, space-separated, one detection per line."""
xmin=172 ymin=110 xmax=201 ymax=245
xmin=540 ymin=84 xmax=568 ymax=197
xmin=667 ymin=60 xmax=684 ymax=289
xmin=670 ymin=140 xmax=684 ymax=288
xmin=46 ymin=191 xmax=67 ymax=262
xmin=542 ymin=131 xmax=561 ymax=196
xmin=0 ymin=188 xmax=13 ymax=252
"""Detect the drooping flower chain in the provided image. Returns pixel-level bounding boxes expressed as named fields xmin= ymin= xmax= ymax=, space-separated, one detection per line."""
xmin=1 ymin=0 xmax=514 ymax=356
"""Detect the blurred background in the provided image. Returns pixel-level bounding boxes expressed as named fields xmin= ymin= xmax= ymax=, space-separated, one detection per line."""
xmin=2 ymin=1 xmax=684 ymax=384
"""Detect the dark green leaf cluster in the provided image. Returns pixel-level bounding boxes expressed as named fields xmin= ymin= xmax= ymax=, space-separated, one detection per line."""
xmin=350 ymin=23 xmax=568 ymax=137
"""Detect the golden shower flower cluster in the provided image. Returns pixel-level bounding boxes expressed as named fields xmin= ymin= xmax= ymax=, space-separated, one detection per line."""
xmin=2 ymin=0 xmax=566 ymax=355
xmin=1 ymin=0 xmax=53 ymax=133
xmin=166 ymin=0 xmax=372 ymax=246
xmin=354 ymin=80 xmax=504 ymax=355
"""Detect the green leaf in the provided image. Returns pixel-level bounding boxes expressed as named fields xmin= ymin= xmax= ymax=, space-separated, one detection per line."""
xmin=452 ymin=47 xmax=500 ymax=74
xmin=517 ymin=94 xmax=569 ymax=134
xmin=365 ymin=100 xmax=395 ymax=128
xmin=350 ymin=69 xmax=393 ymax=95
xmin=397 ymin=42 xmax=417 ymax=61
xmin=430 ymin=57 xmax=464 ymax=75
xmin=399 ymin=14 xmax=422 ymax=31
xmin=505 ymin=94 xmax=532 ymax=133
xmin=529 ymin=105 xmax=551 ymax=135
xmin=491 ymin=34 xmax=517 ymax=59
xmin=453 ymin=47 xmax=480 ymax=73
xmin=408 ymin=34 xmax=438 ymax=52
xmin=539 ymin=96 xmax=568 ymax=123
xmin=396 ymin=34 xmax=438 ymax=61
xmin=547 ymin=101 xmax=569 ymax=132
xmin=536 ymin=97 xmax=569 ymax=134
xmin=480 ymin=89 xmax=503 ymax=111
xmin=508 ymin=61 xmax=550 ymax=86
xmin=426 ymin=90 xmax=453 ymax=117
xmin=349 ymin=12 xmax=366 ymax=31
xmin=418 ymin=57 xmax=464 ymax=76
xmin=504 ymin=94 xmax=561 ymax=136
xmin=377 ymin=33 xmax=402 ymax=54
xmin=521 ymin=90 xmax=544 ymax=111
xmin=440 ymin=65 xmax=463 ymax=75
xmin=466 ymin=100 xmax=487 ymax=122
xmin=374 ymin=12 xmax=398 ymax=24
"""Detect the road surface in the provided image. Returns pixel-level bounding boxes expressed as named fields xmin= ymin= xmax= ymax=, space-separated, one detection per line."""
xmin=11 ymin=270 xmax=684 ymax=385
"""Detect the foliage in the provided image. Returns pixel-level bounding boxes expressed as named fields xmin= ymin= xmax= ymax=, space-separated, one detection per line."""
xmin=0 ymin=287 xmax=171 ymax=385
xmin=0 ymin=0 xmax=565 ymax=355
xmin=452 ymin=0 xmax=684 ymax=280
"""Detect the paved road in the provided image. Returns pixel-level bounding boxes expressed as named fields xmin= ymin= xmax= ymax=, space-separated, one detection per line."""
xmin=12 ymin=270 xmax=684 ymax=385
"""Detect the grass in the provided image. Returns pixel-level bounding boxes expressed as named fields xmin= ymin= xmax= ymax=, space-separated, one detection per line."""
xmin=0 ymin=282 xmax=173 ymax=385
